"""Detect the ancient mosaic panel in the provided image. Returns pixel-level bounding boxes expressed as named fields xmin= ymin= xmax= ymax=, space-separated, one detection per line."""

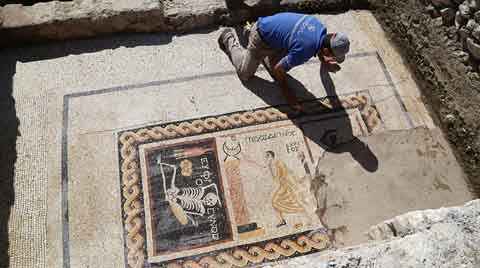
xmin=140 ymin=138 xmax=232 ymax=258
xmin=117 ymin=92 xmax=382 ymax=268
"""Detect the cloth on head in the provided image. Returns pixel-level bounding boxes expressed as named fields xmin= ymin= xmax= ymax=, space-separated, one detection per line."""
xmin=329 ymin=32 xmax=350 ymax=63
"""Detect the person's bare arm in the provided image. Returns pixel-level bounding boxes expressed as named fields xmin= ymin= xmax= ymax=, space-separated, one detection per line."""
xmin=272 ymin=62 xmax=302 ymax=111
xmin=269 ymin=164 xmax=277 ymax=178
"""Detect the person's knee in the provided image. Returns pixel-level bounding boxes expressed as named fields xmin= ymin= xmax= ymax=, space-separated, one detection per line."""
xmin=237 ymin=66 xmax=257 ymax=81
xmin=238 ymin=72 xmax=255 ymax=82
xmin=238 ymin=57 xmax=259 ymax=81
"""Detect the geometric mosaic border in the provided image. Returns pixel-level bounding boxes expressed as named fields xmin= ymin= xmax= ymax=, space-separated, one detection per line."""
xmin=166 ymin=231 xmax=330 ymax=268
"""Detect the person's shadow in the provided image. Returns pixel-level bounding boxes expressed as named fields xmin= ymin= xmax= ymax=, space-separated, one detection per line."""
xmin=241 ymin=62 xmax=379 ymax=173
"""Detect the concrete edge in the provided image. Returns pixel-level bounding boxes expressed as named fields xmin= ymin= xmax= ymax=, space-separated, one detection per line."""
xmin=366 ymin=199 xmax=480 ymax=241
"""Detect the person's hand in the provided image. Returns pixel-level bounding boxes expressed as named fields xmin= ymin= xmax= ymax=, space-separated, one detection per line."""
xmin=324 ymin=62 xmax=341 ymax=73
xmin=321 ymin=53 xmax=341 ymax=73
xmin=287 ymin=96 xmax=304 ymax=113
xmin=322 ymin=54 xmax=336 ymax=63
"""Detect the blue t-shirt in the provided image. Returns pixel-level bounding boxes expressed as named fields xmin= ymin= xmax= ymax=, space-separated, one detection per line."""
xmin=258 ymin=13 xmax=327 ymax=71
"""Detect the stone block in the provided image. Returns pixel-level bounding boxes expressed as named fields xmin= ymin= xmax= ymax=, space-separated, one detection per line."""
xmin=467 ymin=37 xmax=480 ymax=59
xmin=112 ymin=0 xmax=163 ymax=13
xmin=454 ymin=50 xmax=471 ymax=62
xmin=432 ymin=0 xmax=453 ymax=8
xmin=0 ymin=0 xmax=166 ymax=47
xmin=459 ymin=2 xmax=472 ymax=18
xmin=456 ymin=11 xmax=468 ymax=28
xmin=367 ymin=200 xmax=480 ymax=241
xmin=426 ymin=4 xmax=442 ymax=18
xmin=466 ymin=18 xmax=479 ymax=30
xmin=367 ymin=0 xmax=386 ymax=7
xmin=441 ymin=7 xmax=456 ymax=25
xmin=1 ymin=4 xmax=33 ymax=28
xmin=459 ymin=27 xmax=472 ymax=43
xmin=468 ymin=0 xmax=480 ymax=11
xmin=55 ymin=1 xmax=93 ymax=20
xmin=473 ymin=25 xmax=480 ymax=40
xmin=475 ymin=10 xmax=480 ymax=21
xmin=432 ymin=16 xmax=444 ymax=27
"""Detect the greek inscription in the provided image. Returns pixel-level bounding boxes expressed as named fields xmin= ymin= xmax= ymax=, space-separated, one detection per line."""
xmin=242 ymin=130 xmax=297 ymax=144
xmin=286 ymin=142 xmax=301 ymax=154
xmin=208 ymin=208 xmax=219 ymax=240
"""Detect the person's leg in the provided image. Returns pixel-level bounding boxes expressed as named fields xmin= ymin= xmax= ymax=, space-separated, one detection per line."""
xmin=274 ymin=209 xmax=287 ymax=227
xmin=272 ymin=0 xmax=281 ymax=8
xmin=225 ymin=0 xmax=249 ymax=9
xmin=264 ymin=50 xmax=287 ymax=72
xmin=219 ymin=26 xmax=264 ymax=81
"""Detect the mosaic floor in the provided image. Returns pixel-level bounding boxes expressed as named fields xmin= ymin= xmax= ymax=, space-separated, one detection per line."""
xmin=2 ymin=10 xmax=474 ymax=268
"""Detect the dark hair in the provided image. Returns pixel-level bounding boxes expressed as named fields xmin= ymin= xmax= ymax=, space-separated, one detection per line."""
xmin=322 ymin=33 xmax=335 ymax=50
xmin=265 ymin=150 xmax=275 ymax=158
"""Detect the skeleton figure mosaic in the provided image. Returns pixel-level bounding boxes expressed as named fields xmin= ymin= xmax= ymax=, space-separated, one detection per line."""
xmin=156 ymin=153 xmax=222 ymax=227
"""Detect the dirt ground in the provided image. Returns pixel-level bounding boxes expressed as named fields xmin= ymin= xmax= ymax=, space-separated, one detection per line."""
xmin=372 ymin=1 xmax=480 ymax=196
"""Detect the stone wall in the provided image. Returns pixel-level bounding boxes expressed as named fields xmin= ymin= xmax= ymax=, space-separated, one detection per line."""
xmin=423 ymin=0 xmax=480 ymax=71
xmin=453 ymin=1 xmax=480 ymax=62
xmin=0 ymin=0 xmax=369 ymax=47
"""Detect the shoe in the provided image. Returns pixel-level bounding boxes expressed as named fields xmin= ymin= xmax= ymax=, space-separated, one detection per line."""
xmin=226 ymin=1 xmax=250 ymax=10
xmin=218 ymin=29 xmax=235 ymax=54
xmin=218 ymin=29 xmax=240 ymax=55
xmin=276 ymin=220 xmax=287 ymax=228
